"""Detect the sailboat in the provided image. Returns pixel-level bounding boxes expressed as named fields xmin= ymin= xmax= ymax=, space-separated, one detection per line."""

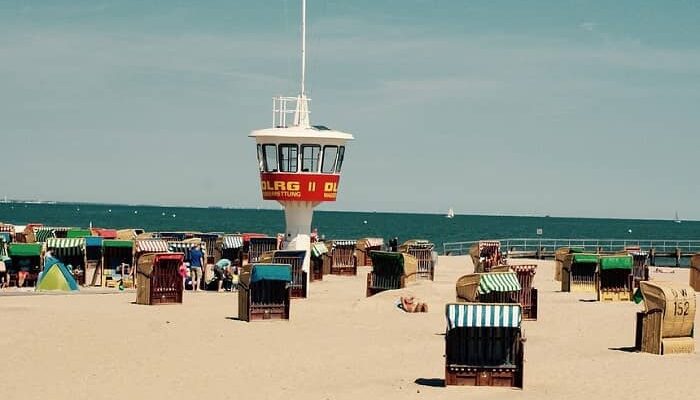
xmin=674 ymin=211 xmax=682 ymax=224
xmin=446 ymin=208 xmax=455 ymax=219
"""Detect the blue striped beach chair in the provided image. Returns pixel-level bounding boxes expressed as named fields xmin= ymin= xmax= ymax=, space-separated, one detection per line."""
xmin=445 ymin=303 xmax=525 ymax=388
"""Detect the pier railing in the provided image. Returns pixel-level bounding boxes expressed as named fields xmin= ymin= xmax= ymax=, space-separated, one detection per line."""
xmin=443 ymin=238 xmax=700 ymax=256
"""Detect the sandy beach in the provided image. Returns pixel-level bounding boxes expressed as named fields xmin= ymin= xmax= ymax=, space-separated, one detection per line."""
xmin=1 ymin=256 xmax=698 ymax=400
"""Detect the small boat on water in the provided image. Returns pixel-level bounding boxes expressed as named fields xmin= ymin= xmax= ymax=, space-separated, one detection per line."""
xmin=674 ymin=211 xmax=682 ymax=224
xmin=446 ymin=208 xmax=455 ymax=219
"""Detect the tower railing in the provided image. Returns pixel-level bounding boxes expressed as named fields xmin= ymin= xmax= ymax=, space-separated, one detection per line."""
xmin=272 ymin=96 xmax=311 ymax=128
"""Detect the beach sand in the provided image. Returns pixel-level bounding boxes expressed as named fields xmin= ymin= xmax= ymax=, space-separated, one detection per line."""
xmin=1 ymin=256 xmax=698 ymax=400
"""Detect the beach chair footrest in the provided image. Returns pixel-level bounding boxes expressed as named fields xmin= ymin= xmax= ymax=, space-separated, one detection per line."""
xmin=445 ymin=365 xmax=521 ymax=388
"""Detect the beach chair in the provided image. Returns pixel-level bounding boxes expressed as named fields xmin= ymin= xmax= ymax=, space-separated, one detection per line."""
xmin=554 ymin=247 xmax=584 ymax=282
xmin=445 ymin=303 xmax=525 ymax=388
xmin=455 ymin=272 xmax=521 ymax=304
xmin=238 ymin=264 xmax=292 ymax=322
xmin=400 ymin=240 xmax=436 ymax=280
xmin=248 ymin=237 xmax=278 ymax=264
xmin=597 ymin=255 xmax=633 ymax=301
xmin=627 ymin=250 xmax=650 ymax=289
xmin=469 ymin=241 xmax=502 ymax=273
xmin=509 ymin=265 xmax=538 ymax=320
xmin=635 ymin=281 xmax=695 ymax=354
xmin=366 ymin=251 xmax=417 ymax=297
xmin=561 ymin=253 xmax=598 ymax=293
xmin=690 ymin=254 xmax=700 ymax=292
xmin=356 ymin=238 xmax=383 ymax=267
xmin=310 ymin=242 xmax=329 ymax=281
xmin=136 ymin=253 xmax=184 ymax=305
xmin=271 ymin=250 xmax=307 ymax=298
xmin=330 ymin=240 xmax=357 ymax=276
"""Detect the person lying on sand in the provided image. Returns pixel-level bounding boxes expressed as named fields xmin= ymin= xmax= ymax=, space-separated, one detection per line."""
xmin=397 ymin=295 xmax=428 ymax=313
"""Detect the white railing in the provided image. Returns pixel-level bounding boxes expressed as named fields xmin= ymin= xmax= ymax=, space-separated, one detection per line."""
xmin=442 ymin=238 xmax=700 ymax=256
xmin=272 ymin=96 xmax=310 ymax=128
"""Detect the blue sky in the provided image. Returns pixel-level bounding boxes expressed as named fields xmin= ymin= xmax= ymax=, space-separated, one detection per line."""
xmin=1 ymin=1 xmax=699 ymax=219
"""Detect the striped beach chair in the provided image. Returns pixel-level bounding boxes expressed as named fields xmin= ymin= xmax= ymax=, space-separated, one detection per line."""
xmin=469 ymin=241 xmax=502 ymax=273
xmin=509 ymin=265 xmax=538 ymax=320
xmin=310 ymin=242 xmax=329 ymax=281
xmin=330 ymin=240 xmax=357 ymax=276
xmin=136 ymin=252 xmax=184 ymax=305
xmin=445 ymin=303 xmax=525 ymax=388
xmin=456 ymin=272 xmax=522 ymax=304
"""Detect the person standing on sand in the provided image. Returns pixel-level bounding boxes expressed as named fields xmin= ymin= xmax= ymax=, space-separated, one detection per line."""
xmin=189 ymin=244 xmax=204 ymax=291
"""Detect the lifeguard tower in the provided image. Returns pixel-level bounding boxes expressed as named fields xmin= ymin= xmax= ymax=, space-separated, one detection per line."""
xmin=249 ymin=0 xmax=353 ymax=293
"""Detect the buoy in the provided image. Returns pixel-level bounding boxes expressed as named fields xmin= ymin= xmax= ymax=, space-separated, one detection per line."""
xmin=162 ymin=212 xmax=166 ymax=216
xmin=134 ymin=210 xmax=138 ymax=214
xmin=628 ymin=229 xmax=632 ymax=233
xmin=363 ymin=220 xmax=368 ymax=224
xmin=108 ymin=209 xmax=112 ymax=213
xmin=172 ymin=214 xmax=176 ymax=218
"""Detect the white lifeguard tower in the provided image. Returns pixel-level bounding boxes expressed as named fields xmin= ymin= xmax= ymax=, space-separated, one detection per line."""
xmin=250 ymin=0 xmax=353 ymax=291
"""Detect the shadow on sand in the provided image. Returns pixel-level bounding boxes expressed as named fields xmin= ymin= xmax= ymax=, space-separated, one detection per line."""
xmin=609 ymin=346 xmax=637 ymax=353
xmin=414 ymin=378 xmax=445 ymax=388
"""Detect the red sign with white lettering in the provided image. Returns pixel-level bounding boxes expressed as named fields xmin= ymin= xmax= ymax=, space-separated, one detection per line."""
xmin=259 ymin=173 xmax=340 ymax=202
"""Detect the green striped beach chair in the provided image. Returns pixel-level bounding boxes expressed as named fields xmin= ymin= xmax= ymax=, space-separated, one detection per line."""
xmin=456 ymin=272 xmax=521 ymax=304
xmin=445 ymin=303 xmax=525 ymax=388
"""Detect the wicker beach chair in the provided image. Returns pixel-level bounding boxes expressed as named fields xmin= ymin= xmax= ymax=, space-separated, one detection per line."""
xmin=554 ymin=247 xmax=584 ymax=281
xmin=509 ymin=264 xmax=538 ymax=320
xmin=247 ymin=237 xmax=278 ymax=264
xmin=627 ymin=250 xmax=650 ymax=289
xmin=366 ymin=251 xmax=417 ymax=297
xmin=310 ymin=242 xmax=329 ymax=281
xmin=444 ymin=303 xmax=525 ymax=388
xmin=635 ymin=281 xmax=695 ymax=354
xmin=356 ymin=238 xmax=384 ymax=267
xmin=455 ymin=272 xmax=521 ymax=304
xmin=238 ymin=264 xmax=292 ymax=322
xmin=561 ymin=253 xmax=598 ymax=293
xmin=690 ymin=254 xmax=700 ymax=292
xmin=469 ymin=241 xmax=502 ymax=273
xmin=136 ymin=253 xmax=184 ymax=305
xmin=597 ymin=255 xmax=633 ymax=301
xmin=400 ymin=239 xmax=436 ymax=280
xmin=330 ymin=240 xmax=357 ymax=276
xmin=271 ymin=250 xmax=307 ymax=298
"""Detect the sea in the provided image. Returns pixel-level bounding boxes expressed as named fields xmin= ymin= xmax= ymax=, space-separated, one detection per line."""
xmin=1 ymin=202 xmax=697 ymax=255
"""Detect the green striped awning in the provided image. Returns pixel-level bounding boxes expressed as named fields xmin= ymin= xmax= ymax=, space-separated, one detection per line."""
xmin=311 ymin=242 xmax=328 ymax=257
xmin=572 ymin=254 xmax=598 ymax=263
xmin=599 ymin=255 xmax=633 ymax=270
xmin=477 ymin=272 xmax=522 ymax=294
xmin=47 ymin=238 xmax=85 ymax=257
xmin=446 ymin=303 xmax=522 ymax=329
xmin=9 ymin=243 xmax=42 ymax=257
xmin=103 ymin=240 xmax=133 ymax=249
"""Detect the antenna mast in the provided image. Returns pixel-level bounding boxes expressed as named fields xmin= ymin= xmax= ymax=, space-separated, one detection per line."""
xmin=301 ymin=0 xmax=306 ymax=97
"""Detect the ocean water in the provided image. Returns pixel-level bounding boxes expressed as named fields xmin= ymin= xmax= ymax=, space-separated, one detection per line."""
xmin=1 ymin=203 xmax=697 ymax=252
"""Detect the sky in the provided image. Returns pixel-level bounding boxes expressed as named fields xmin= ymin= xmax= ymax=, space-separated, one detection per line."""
xmin=1 ymin=0 xmax=699 ymax=219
